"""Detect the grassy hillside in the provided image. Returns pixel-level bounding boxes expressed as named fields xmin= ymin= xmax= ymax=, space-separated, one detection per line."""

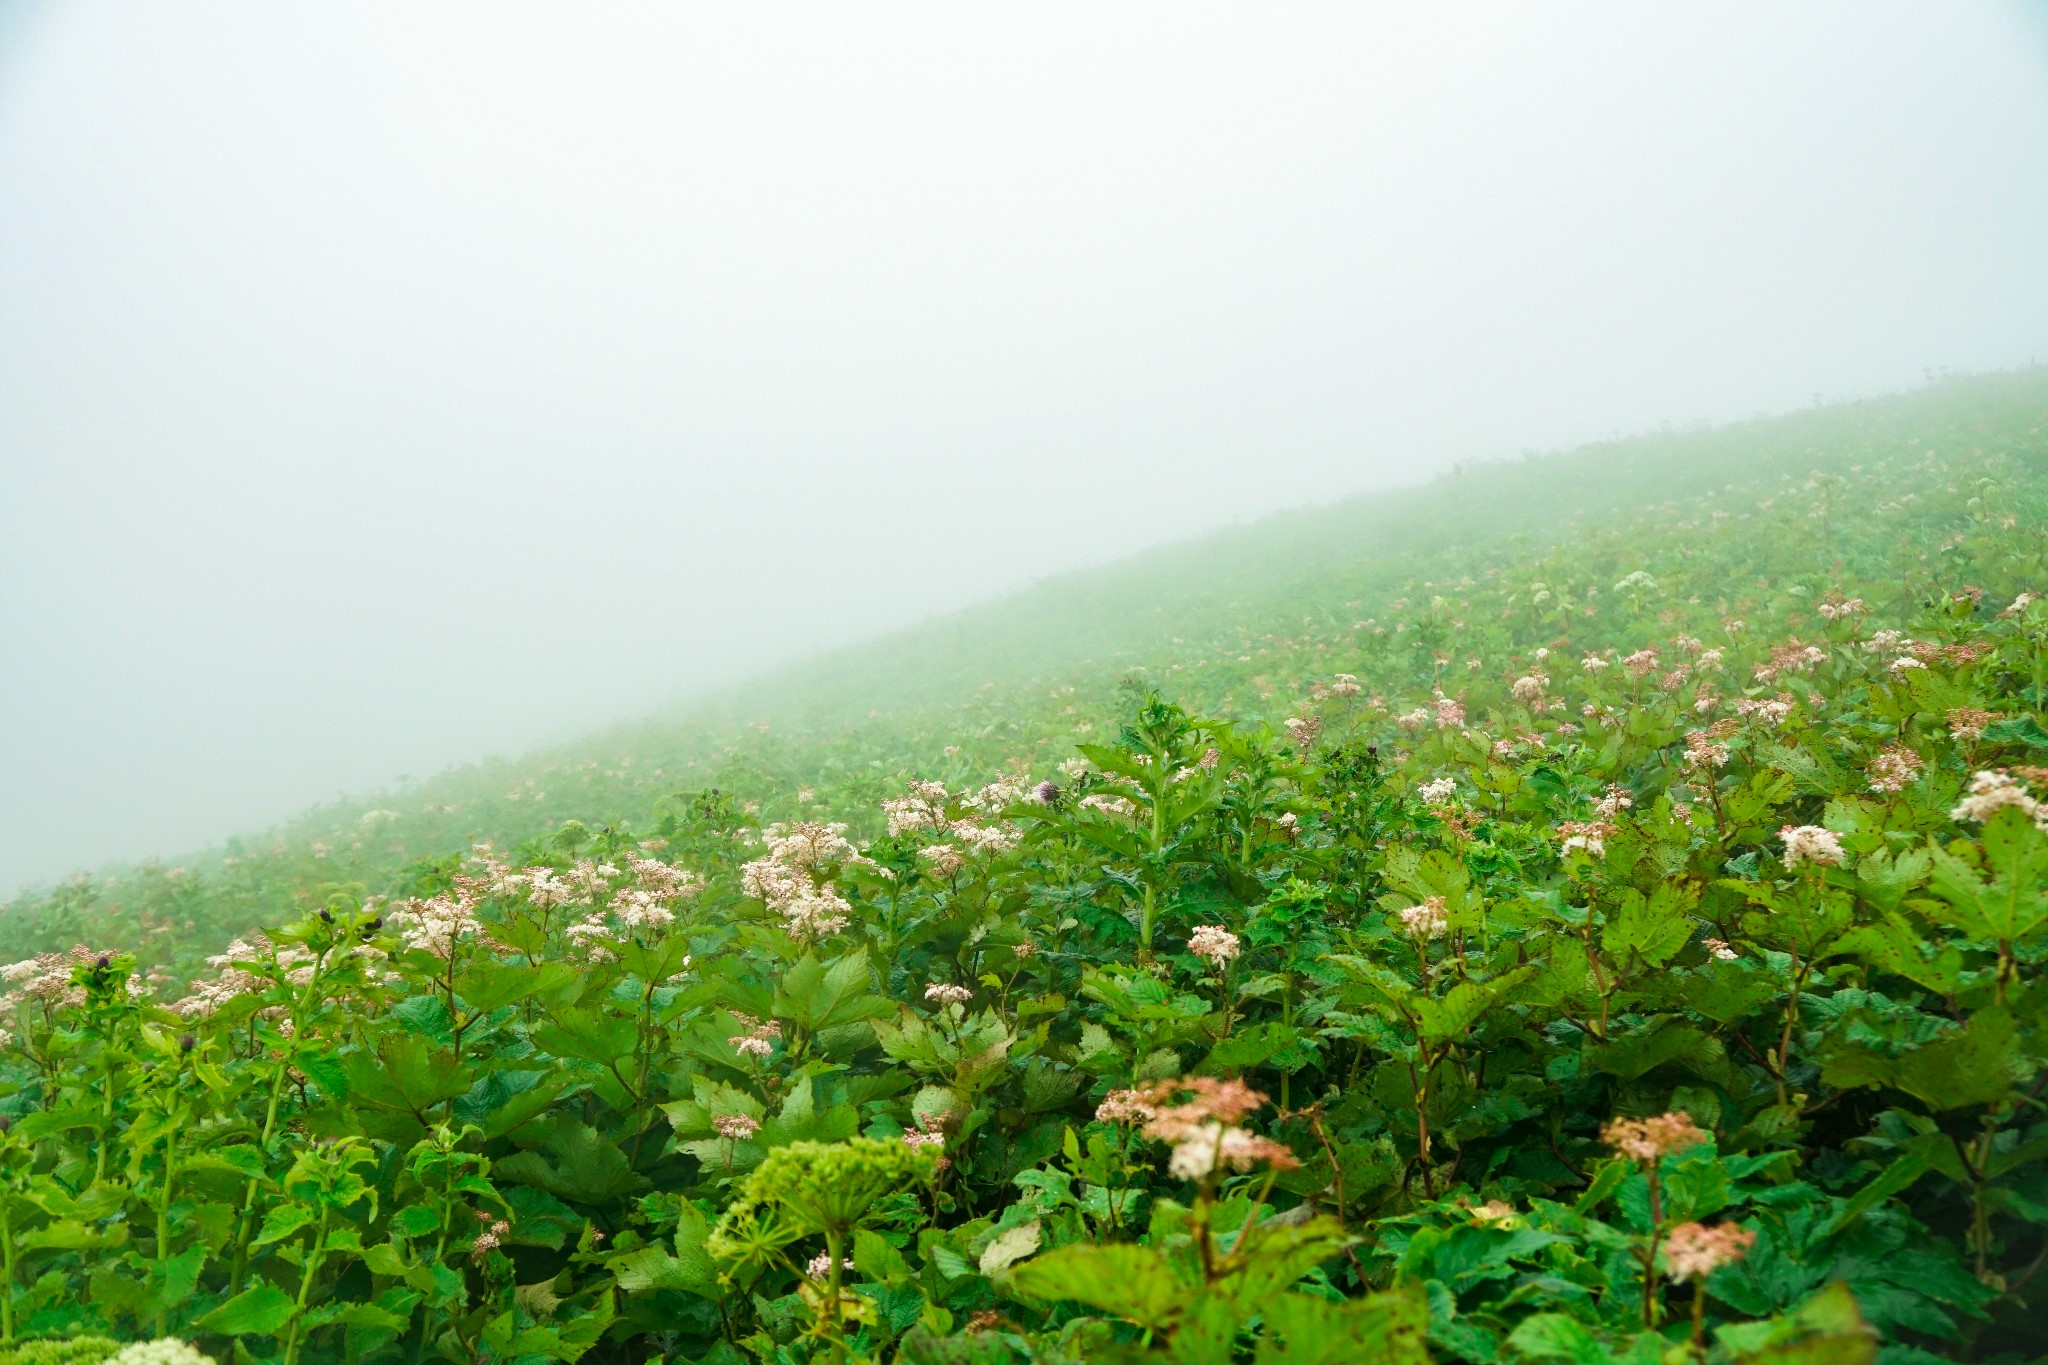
xmin=11 ymin=370 xmax=2041 ymax=974
xmin=1 ymin=369 xmax=2047 ymax=1361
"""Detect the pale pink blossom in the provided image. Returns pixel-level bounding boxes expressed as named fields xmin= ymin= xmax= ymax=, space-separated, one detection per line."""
xmin=1779 ymin=824 xmax=1845 ymax=867
xmin=1187 ymin=925 xmax=1240 ymax=966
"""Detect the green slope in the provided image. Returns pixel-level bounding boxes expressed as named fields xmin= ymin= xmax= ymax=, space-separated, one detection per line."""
xmin=6 ymin=367 xmax=2044 ymax=970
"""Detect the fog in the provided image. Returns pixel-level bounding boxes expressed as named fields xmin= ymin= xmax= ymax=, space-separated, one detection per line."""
xmin=2 ymin=2 xmax=2047 ymax=893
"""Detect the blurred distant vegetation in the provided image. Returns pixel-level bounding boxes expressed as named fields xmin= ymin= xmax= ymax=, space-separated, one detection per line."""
xmin=13 ymin=371 xmax=2040 ymax=976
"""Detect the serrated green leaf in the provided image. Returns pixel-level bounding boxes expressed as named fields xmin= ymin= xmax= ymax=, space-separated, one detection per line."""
xmin=197 ymin=1282 xmax=297 ymax=1336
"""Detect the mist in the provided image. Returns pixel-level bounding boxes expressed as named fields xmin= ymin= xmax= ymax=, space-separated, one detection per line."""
xmin=3 ymin=2 xmax=2046 ymax=894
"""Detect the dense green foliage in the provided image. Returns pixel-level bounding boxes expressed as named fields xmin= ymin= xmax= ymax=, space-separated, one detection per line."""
xmin=2 ymin=374 xmax=2047 ymax=1364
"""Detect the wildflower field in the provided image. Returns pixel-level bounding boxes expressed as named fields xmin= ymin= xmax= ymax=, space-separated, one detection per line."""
xmin=4 ymin=373 xmax=2048 ymax=1364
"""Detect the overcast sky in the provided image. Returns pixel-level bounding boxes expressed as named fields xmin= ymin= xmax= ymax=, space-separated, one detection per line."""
xmin=3 ymin=2 xmax=2047 ymax=893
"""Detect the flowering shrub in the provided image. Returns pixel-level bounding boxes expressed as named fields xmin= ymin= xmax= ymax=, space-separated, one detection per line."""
xmin=0 ymin=382 xmax=2046 ymax=1361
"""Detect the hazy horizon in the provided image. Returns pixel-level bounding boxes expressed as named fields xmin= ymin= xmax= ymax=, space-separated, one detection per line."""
xmin=5 ymin=2 xmax=2048 ymax=894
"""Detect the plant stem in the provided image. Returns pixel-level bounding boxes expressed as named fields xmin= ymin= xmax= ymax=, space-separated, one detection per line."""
xmin=1641 ymin=1167 xmax=1664 ymax=1327
xmin=231 ymin=949 xmax=330 ymax=1293
xmin=155 ymin=1136 xmax=179 ymax=1335
xmin=0 ymin=1190 xmax=14 ymax=1343
xmin=283 ymin=1215 xmax=329 ymax=1365
xmin=822 ymin=1227 xmax=847 ymax=1364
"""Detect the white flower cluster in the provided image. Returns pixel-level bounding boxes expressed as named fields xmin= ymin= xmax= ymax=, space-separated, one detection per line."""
xmin=1684 ymin=730 xmax=1731 ymax=772
xmin=170 ymin=936 xmax=272 ymax=1017
xmin=1187 ymin=925 xmax=1240 ymax=966
xmin=109 ymin=1340 xmax=217 ymax=1365
xmin=1079 ymin=793 xmax=1137 ymax=818
xmin=559 ymin=857 xmax=701 ymax=957
xmin=1778 ymin=824 xmax=1845 ymax=867
xmin=1592 ymin=785 xmax=1633 ymax=820
xmin=1168 ymin=1122 xmax=1288 ymax=1180
xmin=1950 ymin=770 xmax=2048 ymax=828
xmin=1867 ymin=745 xmax=1923 ymax=795
xmin=386 ymin=890 xmax=485 ymax=959
xmin=1816 ymin=597 xmax=1866 ymax=621
xmin=1557 ymin=821 xmax=1616 ymax=859
xmin=1284 ymin=715 xmax=1322 ymax=748
xmin=885 ymin=778 xmax=1023 ymax=874
xmin=741 ymin=823 xmax=857 ymax=940
xmin=712 ymin=1112 xmax=761 ymax=1140
xmin=727 ymin=1013 xmax=782 ymax=1058
xmin=883 ymin=781 xmax=953 ymax=837
xmin=1397 ymin=896 xmax=1450 ymax=939
xmin=1755 ymin=643 xmax=1827 ymax=683
xmin=951 ymin=820 xmax=1020 ymax=855
xmin=1 ymin=949 xmax=91 ymax=1012
xmin=960 ymin=774 xmax=1029 ymax=814
xmin=1734 ymin=695 xmax=1796 ymax=726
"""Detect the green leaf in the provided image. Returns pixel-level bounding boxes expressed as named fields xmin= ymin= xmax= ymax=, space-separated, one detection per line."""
xmin=19 ymin=1218 xmax=127 ymax=1252
xmin=1009 ymin=1243 xmax=1187 ymax=1328
xmin=1255 ymin=1288 xmax=1430 ymax=1365
xmin=854 ymin=1228 xmax=912 ymax=1287
xmin=532 ymin=1008 xmax=639 ymax=1069
xmin=1574 ymin=1158 xmax=1628 ymax=1215
xmin=1983 ymin=715 xmax=2048 ymax=750
xmin=457 ymin=962 xmax=582 ymax=1018
xmin=341 ymin=1033 xmax=473 ymax=1119
xmin=1204 ymin=1022 xmax=1302 ymax=1073
xmin=977 ymin=1220 xmax=1041 ymax=1277
xmin=1507 ymin=1312 xmax=1615 ymax=1365
xmin=1414 ymin=967 xmax=1535 ymax=1045
xmin=301 ymin=1301 xmax=409 ymax=1330
xmin=197 ymin=1282 xmax=298 ymax=1337
xmin=1602 ymin=883 xmax=1696 ymax=968
xmin=1724 ymin=1282 xmax=1878 ymax=1365
xmin=1925 ymin=810 xmax=2048 ymax=944
xmin=1658 ymin=1149 xmax=1731 ymax=1224
xmin=1218 ymin=1215 xmax=1355 ymax=1313
xmin=495 ymin=1117 xmax=646 ymax=1204
xmin=610 ymin=1234 xmax=718 ymax=1297
xmin=142 ymin=1244 xmax=208 ymax=1312
xmin=1830 ymin=916 xmax=1963 ymax=994
xmin=1822 ymin=1009 xmax=2019 ymax=1111
xmin=389 ymin=1204 xmax=440 ymax=1238
xmin=1820 ymin=1154 xmax=1929 ymax=1240
xmin=1588 ymin=1017 xmax=1719 ymax=1081
xmin=363 ymin=1241 xmax=411 ymax=1277
xmin=391 ymin=993 xmax=454 ymax=1044
xmin=759 ymin=1073 xmax=859 ymax=1148
xmin=774 ymin=952 xmax=893 ymax=1033
xmin=500 ymin=1184 xmax=584 ymax=1249
xmin=252 ymin=1203 xmax=316 ymax=1247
